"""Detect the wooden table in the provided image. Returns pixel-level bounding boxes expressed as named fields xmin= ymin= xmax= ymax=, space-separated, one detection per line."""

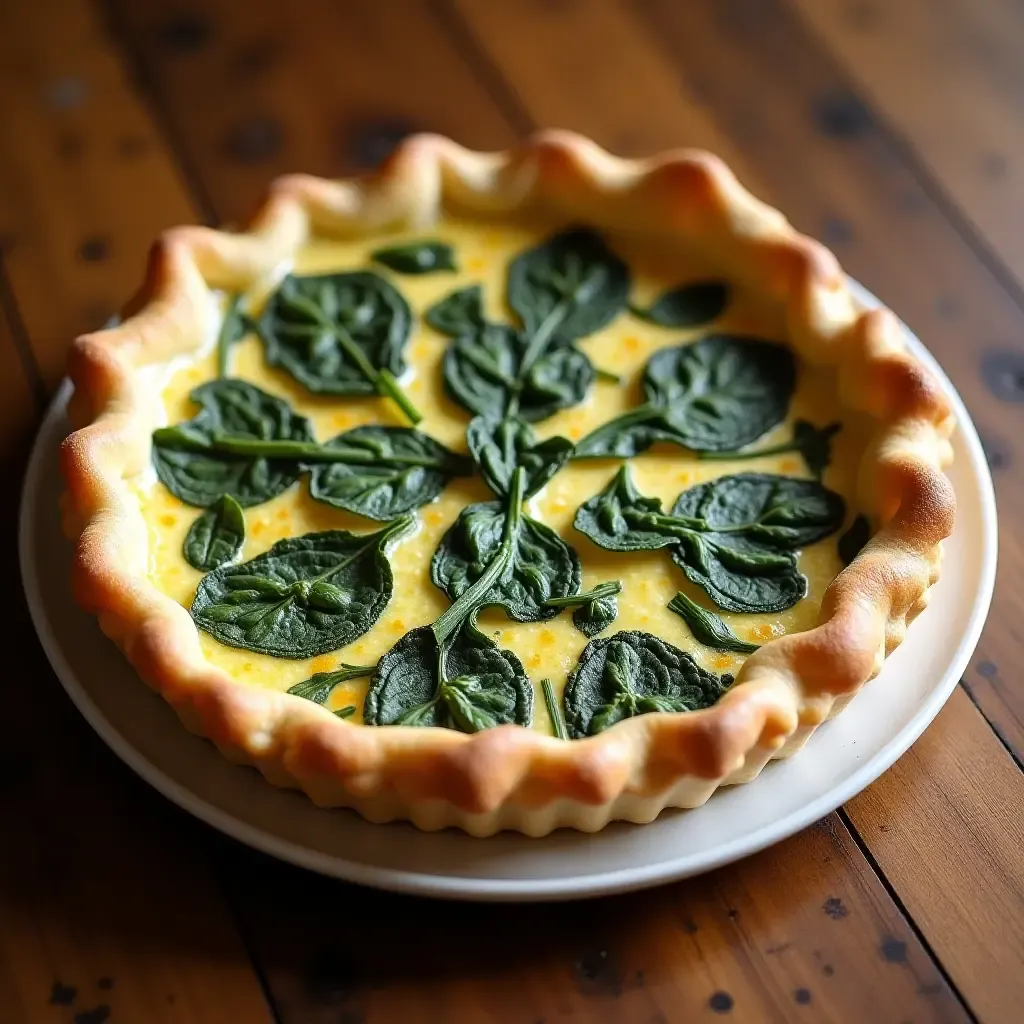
xmin=3 ymin=1 xmax=1023 ymax=1021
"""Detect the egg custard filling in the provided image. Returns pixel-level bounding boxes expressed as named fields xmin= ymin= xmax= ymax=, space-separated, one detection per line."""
xmin=138 ymin=217 xmax=871 ymax=738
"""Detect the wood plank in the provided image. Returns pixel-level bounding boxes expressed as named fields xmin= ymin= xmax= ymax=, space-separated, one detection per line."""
xmin=787 ymin=0 xmax=1024 ymax=298
xmin=103 ymin=0 xmax=520 ymax=226
xmin=846 ymin=687 xmax=1024 ymax=1023
xmin=224 ymin=815 xmax=968 ymax=1024
xmin=0 ymin=0 xmax=197 ymax=390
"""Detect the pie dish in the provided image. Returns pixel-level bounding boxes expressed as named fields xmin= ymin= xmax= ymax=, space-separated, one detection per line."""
xmin=60 ymin=131 xmax=956 ymax=836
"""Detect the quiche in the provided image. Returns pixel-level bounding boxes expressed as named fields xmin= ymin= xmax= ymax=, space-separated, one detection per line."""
xmin=60 ymin=133 xmax=955 ymax=836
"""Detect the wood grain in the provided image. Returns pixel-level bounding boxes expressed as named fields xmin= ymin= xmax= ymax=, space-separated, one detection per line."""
xmin=224 ymin=816 xmax=968 ymax=1024
xmin=0 ymin=293 xmax=39 ymax=473
xmin=846 ymin=687 xmax=1024 ymax=1022
xmin=788 ymin=0 xmax=1024 ymax=297
xmin=104 ymin=0 xmax=520 ymax=226
xmin=0 ymin=0 xmax=196 ymax=389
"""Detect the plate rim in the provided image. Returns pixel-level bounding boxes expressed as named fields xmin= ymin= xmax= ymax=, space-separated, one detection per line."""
xmin=19 ymin=280 xmax=998 ymax=901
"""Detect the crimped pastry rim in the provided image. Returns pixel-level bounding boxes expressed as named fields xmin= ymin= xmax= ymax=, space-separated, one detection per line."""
xmin=59 ymin=131 xmax=956 ymax=836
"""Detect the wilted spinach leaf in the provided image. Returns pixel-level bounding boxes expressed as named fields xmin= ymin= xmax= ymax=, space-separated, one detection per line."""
xmin=432 ymin=500 xmax=582 ymax=622
xmin=667 ymin=592 xmax=759 ymax=654
xmin=574 ymin=335 xmax=796 ymax=457
xmin=152 ymin=379 xmax=314 ymax=507
xmin=444 ymin=324 xmax=594 ymax=422
xmin=574 ymin=467 xmax=844 ymax=613
xmin=183 ymin=494 xmax=245 ymax=571
xmin=563 ymin=631 xmax=729 ymax=738
xmin=544 ymin=580 xmax=621 ymax=638
xmin=466 ymin=415 xmax=573 ymax=498
xmin=371 ymin=240 xmax=456 ymax=275
xmin=287 ymin=664 xmax=375 ymax=705
xmin=308 ymin=425 xmax=471 ymax=520
xmin=425 ymin=284 xmax=486 ymax=337
xmin=256 ymin=270 xmax=421 ymax=423
xmin=191 ymin=518 xmax=410 ymax=657
xmin=364 ymin=620 xmax=532 ymax=731
xmin=630 ymin=281 xmax=730 ymax=327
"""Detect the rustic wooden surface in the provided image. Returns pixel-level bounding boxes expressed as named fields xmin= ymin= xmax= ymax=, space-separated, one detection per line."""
xmin=3 ymin=0 xmax=1023 ymax=1020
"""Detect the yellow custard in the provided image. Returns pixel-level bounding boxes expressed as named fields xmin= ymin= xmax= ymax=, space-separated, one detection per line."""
xmin=135 ymin=216 xmax=869 ymax=732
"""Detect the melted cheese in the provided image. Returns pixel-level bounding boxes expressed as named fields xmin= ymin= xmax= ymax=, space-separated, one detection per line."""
xmin=136 ymin=217 xmax=869 ymax=732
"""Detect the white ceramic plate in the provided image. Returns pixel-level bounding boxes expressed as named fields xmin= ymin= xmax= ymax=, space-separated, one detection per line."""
xmin=19 ymin=283 xmax=996 ymax=902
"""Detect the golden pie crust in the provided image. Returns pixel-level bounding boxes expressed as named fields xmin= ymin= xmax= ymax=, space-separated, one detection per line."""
xmin=60 ymin=132 xmax=956 ymax=836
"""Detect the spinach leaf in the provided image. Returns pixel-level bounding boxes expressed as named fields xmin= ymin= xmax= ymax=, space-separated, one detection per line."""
xmin=563 ymin=631 xmax=729 ymax=738
xmin=838 ymin=514 xmax=871 ymax=565
xmin=574 ymin=468 xmax=844 ymax=613
xmin=191 ymin=518 xmax=410 ymax=658
xmin=542 ymin=678 xmax=569 ymax=739
xmin=152 ymin=380 xmax=314 ymax=507
xmin=425 ymin=285 xmax=486 ymax=337
xmin=466 ymin=416 xmax=573 ymax=498
xmin=216 ymin=294 xmax=249 ymax=377
xmin=287 ymin=664 xmax=375 ymax=704
xmin=667 ymin=592 xmax=759 ymax=653
xmin=699 ymin=420 xmax=841 ymax=480
xmin=444 ymin=324 xmax=594 ymax=422
xmin=574 ymin=335 xmax=796 ymax=457
xmin=308 ymin=425 xmax=471 ymax=520
xmin=432 ymin=500 xmax=582 ymax=622
xmin=507 ymin=227 xmax=630 ymax=344
xmin=630 ymin=281 xmax=730 ymax=327
xmin=256 ymin=270 xmax=421 ymax=423
xmin=365 ymin=620 xmax=532 ymax=731
xmin=183 ymin=494 xmax=245 ymax=571
xmin=371 ymin=240 xmax=456 ymax=275
xmin=544 ymin=580 xmax=621 ymax=638
xmin=573 ymin=465 xmax=689 ymax=553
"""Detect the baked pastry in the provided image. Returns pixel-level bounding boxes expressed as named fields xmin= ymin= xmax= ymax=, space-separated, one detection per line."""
xmin=60 ymin=132 xmax=955 ymax=836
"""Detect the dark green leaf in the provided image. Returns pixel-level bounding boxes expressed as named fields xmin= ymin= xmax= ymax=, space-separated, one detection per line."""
xmin=371 ymin=240 xmax=456 ymax=275
xmin=308 ymin=425 xmax=471 ymax=520
xmin=630 ymin=280 xmax=730 ymax=327
xmin=432 ymin=500 xmax=582 ymax=622
xmin=838 ymin=514 xmax=871 ymax=565
xmin=574 ymin=335 xmax=796 ymax=457
xmin=544 ymin=580 xmax=621 ymax=638
xmin=425 ymin=284 xmax=486 ymax=337
xmin=335 ymin=706 xmax=357 ymax=719
xmin=507 ymin=227 xmax=630 ymax=343
xmin=573 ymin=465 xmax=686 ymax=552
xmin=667 ymin=592 xmax=759 ymax=653
xmin=152 ymin=380 xmax=314 ymax=507
xmin=444 ymin=324 xmax=594 ymax=422
xmin=698 ymin=420 xmax=841 ymax=480
xmin=287 ymin=664 xmax=376 ymax=704
xmin=466 ymin=416 xmax=573 ymax=498
xmin=668 ymin=473 xmax=845 ymax=613
xmin=191 ymin=519 xmax=409 ymax=658
xmin=364 ymin=622 xmax=532 ymax=732
xmin=256 ymin=271 xmax=411 ymax=397
xmin=183 ymin=494 xmax=245 ymax=570
xmin=216 ymin=294 xmax=248 ymax=377
xmin=563 ymin=631 xmax=729 ymax=738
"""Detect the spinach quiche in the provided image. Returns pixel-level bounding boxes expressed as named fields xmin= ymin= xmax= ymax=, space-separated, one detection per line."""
xmin=60 ymin=133 xmax=955 ymax=836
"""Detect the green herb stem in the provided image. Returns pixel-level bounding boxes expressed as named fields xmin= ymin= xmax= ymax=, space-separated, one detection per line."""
xmin=541 ymin=678 xmax=568 ymax=740
xmin=216 ymin=294 xmax=245 ymax=378
xmin=431 ymin=467 xmax=525 ymax=646
xmin=543 ymin=580 xmax=622 ymax=609
xmin=592 ymin=367 xmax=622 ymax=384
xmin=201 ymin=434 xmax=444 ymax=467
xmin=667 ymin=592 xmax=760 ymax=654
xmin=571 ymin=404 xmax=660 ymax=458
xmin=335 ymin=705 xmax=357 ymax=719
